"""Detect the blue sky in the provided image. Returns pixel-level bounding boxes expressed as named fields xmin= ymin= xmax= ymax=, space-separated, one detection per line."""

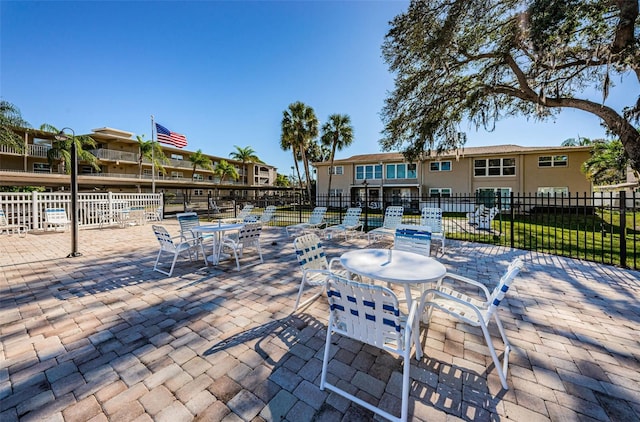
xmin=2 ymin=1 xmax=638 ymax=176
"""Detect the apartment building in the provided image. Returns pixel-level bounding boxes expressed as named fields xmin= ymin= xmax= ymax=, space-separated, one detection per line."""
xmin=0 ymin=126 xmax=278 ymax=196
xmin=313 ymin=144 xmax=593 ymax=207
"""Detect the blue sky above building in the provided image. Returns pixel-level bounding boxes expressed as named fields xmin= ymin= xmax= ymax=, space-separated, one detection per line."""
xmin=2 ymin=1 xmax=637 ymax=175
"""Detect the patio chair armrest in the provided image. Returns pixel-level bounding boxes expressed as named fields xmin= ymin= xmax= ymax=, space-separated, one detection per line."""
xmin=436 ymin=273 xmax=491 ymax=299
xmin=420 ymin=289 xmax=485 ymax=319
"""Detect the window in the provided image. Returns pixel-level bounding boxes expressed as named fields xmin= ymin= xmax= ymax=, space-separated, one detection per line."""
xmin=329 ymin=166 xmax=343 ymax=175
xmin=538 ymin=155 xmax=568 ymax=167
xmin=80 ymin=166 xmax=99 ymax=174
xmin=193 ymin=174 xmax=204 ymax=181
xmin=33 ymin=137 xmax=51 ymax=146
xmin=385 ymin=163 xmax=417 ymax=179
xmin=474 ymin=158 xmax=515 ymax=176
xmin=170 ymin=154 xmax=183 ymax=160
xmin=476 ymin=188 xmax=511 ymax=209
xmin=329 ymin=188 xmax=343 ymax=197
xmin=355 ymin=164 xmax=382 ymax=180
xmin=33 ymin=163 xmax=50 ymax=173
xmin=193 ymin=189 xmax=204 ymax=196
xmin=537 ymin=187 xmax=569 ymax=196
xmin=430 ymin=161 xmax=451 ymax=171
xmin=429 ymin=188 xmax=452 ymax=197
xmin=170 ymin=171 xmax=183 ymax=179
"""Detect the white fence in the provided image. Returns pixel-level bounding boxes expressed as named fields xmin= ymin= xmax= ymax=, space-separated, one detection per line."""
xmin=0 ymin=192 xmax=162 ymax=231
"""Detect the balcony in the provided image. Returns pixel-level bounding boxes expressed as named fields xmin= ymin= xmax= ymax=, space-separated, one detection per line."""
xmin=0 ymin=144 xmax=55 ymax=158
xmin=90 ymin=149 xmax=138 ymax=163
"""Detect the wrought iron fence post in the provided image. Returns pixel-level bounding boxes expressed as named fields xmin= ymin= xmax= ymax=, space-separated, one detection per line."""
xmin=510 ymin=192 xmax=515 ymax=249
xmin=620 ymin=190 xmax=627 ymax=268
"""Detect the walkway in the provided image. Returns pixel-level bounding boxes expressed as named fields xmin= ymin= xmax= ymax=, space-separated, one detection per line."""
xmin=0 ymin=222 xmax=638 ymax=421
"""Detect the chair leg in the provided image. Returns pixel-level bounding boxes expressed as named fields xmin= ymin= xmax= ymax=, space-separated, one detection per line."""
xmin=293 ymin=280 xmax=324 ymax=312
xmin=401 ymin=345 xmax=411 ymax=422
xmin=256 ymin=242 xmax=264 ymax=264
xmin=319 ymin=316 xmax=334 ymax=390
xmin=168 ymin=252 xmax=180 ymax=277
xmin=480 ymin=322 xmax=509 ymax=390
xmin=493 ymin=314 xmax=512 ymax=388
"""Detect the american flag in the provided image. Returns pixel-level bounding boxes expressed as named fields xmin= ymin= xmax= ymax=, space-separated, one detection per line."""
xmin=155 ymin=123 xmax=188 ymax=148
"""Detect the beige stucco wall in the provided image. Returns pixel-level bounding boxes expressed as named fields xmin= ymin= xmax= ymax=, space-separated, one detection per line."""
xmin=520 ymin=150 xmax=592 ymax=193
xmin=315 ymin=148 xmax=594 ymax=198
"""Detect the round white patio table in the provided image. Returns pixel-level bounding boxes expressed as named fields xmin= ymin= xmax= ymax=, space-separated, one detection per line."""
xmin=191 ymin=223 xmax=244 ymax=265
xmin=339 ymin=248 xmax=447 ymax=310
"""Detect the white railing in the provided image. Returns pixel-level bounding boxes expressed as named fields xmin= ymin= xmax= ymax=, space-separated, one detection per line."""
xmin=90 ymin=149 xmax=138 ymax=163
xmin=28 ymin=144 xmax=53 ymax=158
xmin=0 ymin=192 xmax=163 ymax=231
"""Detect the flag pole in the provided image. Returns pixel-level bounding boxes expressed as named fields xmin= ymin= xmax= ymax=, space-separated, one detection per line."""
xmin=151 ymin=115 xmax=156 ymax=194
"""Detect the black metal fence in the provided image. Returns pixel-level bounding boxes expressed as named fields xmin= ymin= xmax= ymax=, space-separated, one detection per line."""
xmin=170 ymin=191 xmax=639 ymax=270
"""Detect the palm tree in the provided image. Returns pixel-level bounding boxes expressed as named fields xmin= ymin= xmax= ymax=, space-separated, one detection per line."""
xmin=214 ymin=160 xmax=239 ymax=184
xmin=306 ymin=141 xmax=331 ymax=164
xmin=321 ymin=114 xmax=354 ymax=197
xmin=229 ymin=145 xmax=261 ymax=185
xmin=274 ymin=173 xmax=290 ymax=187
xmin=188 ymin=149 xmax=213 ymax=180
xmin=0 ymin=100 xmax=30 ymax=151
xmin=135 ymin=134 xmax=169 ymax=192
xmin=281 ymin=101 xmax=318 ymax=201
xmin=561 ymin=137 xmax=593 ymax=146
xmin=581 ymin=139 xmax=628 ymax=185
xmin=40 ymin=124 xmax=100 ymax=174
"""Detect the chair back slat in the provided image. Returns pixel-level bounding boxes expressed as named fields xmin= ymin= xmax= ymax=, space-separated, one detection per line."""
xmin=237 ymin=205 xmax=255 ymax=220
xmin=393 ymin=224 xmax=432 ymax=256
xmin=238 ymin=222 xmax=262 ymax=245
xmin=382 ymin=206 xmax=404 ymax=229
xmin=293 ymin=233 xmax=328 ymax=271
xmin=152 ymin=225 xmax=177 ymax=252
xmin=260 ymin=206 xmax=277 ymax=223
xmin=420 ymin=207 xmax=443 ymax=233
xmin=177 ymin=212 xmax=200 ymax=240
xmin=308 ymin=207 xmax=327 ymax=224
xmin=342 ymin=207 xmax=362 ymax=227
xmin=326 ymin=275 xmax=403 ymax=354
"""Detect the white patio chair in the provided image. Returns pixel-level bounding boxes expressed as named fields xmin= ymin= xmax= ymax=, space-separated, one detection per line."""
xmin=477 ymin=207 xmax=500 ymax=230
xmin=44 ymin=208 xmax=71 ymax=231
xmin=419 ymin=258 xmax=525 ymax=390
xmin=320 ymin=274 xmax=419 ymax=422
xmin=220 ymin=222 xmax=263 ymax=271
xmin=367 ymin=206 xmax=404 ymax=244
xmin=209 ymin=198 xmax=221 ymax=214
xmin=420 ymin=207 xmax=446 ymax=253
xmin=466 ymin=204 xmax=486 ymax=225
xmin=145 ymin=206 xmax=163 ymax=222
xmin=0 ymin=209 xmax=27 ymax=237
xmin=285 ymin=206 xmax=327 ymax=236
xmin=177 ymin=212 xmax=212 ymax=261
xmin=323 ymin=207 xmax=363 ymax=240
xmin=152 ymin=225 xmax=200 ymax=276
xmin=258 ymin=205 xmax=277 ymax=226
xmin=221 ymin=204 xmax=255 ymax=224
xmin=292 ymin=233 xmax=347 ymax=311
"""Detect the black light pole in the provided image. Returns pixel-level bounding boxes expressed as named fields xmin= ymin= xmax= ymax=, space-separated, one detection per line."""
xmin=55 ymin=128 xmax=81 ymax=257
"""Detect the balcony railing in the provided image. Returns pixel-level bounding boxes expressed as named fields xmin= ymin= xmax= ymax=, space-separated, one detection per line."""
xmin=90 ymin=149 xmax=138 ymax=163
